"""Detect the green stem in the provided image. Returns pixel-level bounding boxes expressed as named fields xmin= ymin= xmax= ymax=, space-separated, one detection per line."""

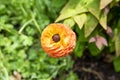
xmin=0 ymin=50 xmax=9 ymax=80
xmin=20 ymin=4 xmax=27 ymax=16
xmin=32 ymin=17 xmax=42 ymax=34
xmin=18 ymin=19 xmax=33 ymax=34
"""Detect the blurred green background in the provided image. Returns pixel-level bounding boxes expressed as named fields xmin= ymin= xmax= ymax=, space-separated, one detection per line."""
xmin=0 ymin=0 xmax=79 ymax=80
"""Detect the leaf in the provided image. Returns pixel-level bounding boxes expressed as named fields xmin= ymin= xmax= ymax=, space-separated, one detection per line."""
xmin=89 ymin=35 xmax=108 ymax=50
xmin=55 ymin=0 xmax=88 ymax=22
xmin=84 ymin=13 xmax=98 ymax=37
xmin=74 ymin=42 xmax=85 ymax=58
xmin=113 ymin=57 xmax=120 ymax=72
xmin=73 ymin=13 xmax=87 ymax=29
xmin=100 ymin=0 xmax=112 ymax=9
xmin=89 ymin=37 xmax=96 ymax=43
xmin=60 ymin=0 xmax=80 ymax=13
xmin=96 ymin=35 xmax=108 ymax=49
xmin=74 ymin=27 xmax=86 ymax=57
xmin=96 ymin=40 xmax=103 ymax=50
xmin=63 ymin=18 xmax=75 ymax=28
xmin=88 ymin=43 xmax=101 ymax=56
xmin=115 ymin=33 xmax=120 ymax=56
xmin=99 ymin=11 xmax=107 ymax=29
xmin=66 ymin=71 xmax=79 ymax=80
xmin=106 ymin=26 xmax=113 ymax=37
xmin=97 ymin=36 xmax=108 ymax=46
xmin=87 ymin=0 xmax=101 ymax=19
xmin=12 ymin=71 xmax=22 ymax=80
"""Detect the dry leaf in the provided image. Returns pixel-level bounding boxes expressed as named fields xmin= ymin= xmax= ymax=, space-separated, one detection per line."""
xmin=89 ymin=37 xmax=96 ymax=43
xmin=97 ymin=36 xmax=108 ymax=46
xmin=13 ymin=71 xmax=22 ymax=80
xmin=104 ymin=6 xmax=110 ymax=15
xmin=96 ymin=40 xmax=103 ymax=50
xmin=90 ymin=35 xmax=108 ymax=50
xmin=106 ymin=26 xmax=114 ymax=37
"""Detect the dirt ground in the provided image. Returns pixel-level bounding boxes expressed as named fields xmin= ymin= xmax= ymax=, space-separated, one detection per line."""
xmin=73 ymin=50 xmax=120 ymax=80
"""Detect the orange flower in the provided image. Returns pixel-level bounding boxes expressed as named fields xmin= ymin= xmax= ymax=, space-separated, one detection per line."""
xmin=40 ymin=23 xmax=76 ymax=58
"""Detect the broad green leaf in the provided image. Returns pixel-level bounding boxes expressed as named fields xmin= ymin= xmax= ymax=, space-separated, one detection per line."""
xmin=100 ymin=0 xmax=112 ymax=9
xmin=55 ymin=0 xmax=88 ymax=22
xmin=87 ymin=0 xmax=100 ymax=20
xmin=66 ymin=71 xmax=79 ymax=80
xmin=63 ymin=18 xmax=75 ymax=28
xmin=73 ymin=13 xmax=87 ymax=29
xmin=84 ymin=13 xmax=98 ymax=37
xmin=75 ymin=26 xmax=87 ymax=42
xmin=99 ymin=11 xmax=107 ymax=29
xmin=60 ymin=0 xmax=80 ymax=13
xmin=74 ymin=27 xmax=86 ymax=57
xmin=88 ymin=43 xmax=101 ymax=56
xmin=74 ymin=42 xmax=85 ymax=57
xmin=113 ymin=57 xmax=120 ymax=72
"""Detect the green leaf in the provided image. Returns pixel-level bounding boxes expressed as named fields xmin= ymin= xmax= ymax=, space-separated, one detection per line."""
xmin=63 ymin=18 xmax=75 ymax=28
xmin=87 ymin=0 xmax=101 ymax=19
xmin=0 ymin=35 xmax=11 ymax=46
xmin=84 ymin=13 xmax=98 ymax=37
xmin=60 ymin=0 xmax=80 ymax=13
xmin=114 ymin=29 xmax=120 ymax=56
xmin=66 ymin=71 xmax=79 ymax=80
xmin=99 ymin=11 xmax=107 ymax=29
xmin=100 ymin=0 xmax=112 ymax=9
xmin=74 ymin=27 xmax=86 ymax=57
xmin=88 ymin=43 xmax=101 ymax=56
xmin=73 ymin=13 xmax=87 ymax=29
xmin=113 ymin=57 xmax=120 ymax=72
xmin=55 ymin=0 xmax=88 ymax=22
xmin=74 ymin=41 xmax=85 ymax=57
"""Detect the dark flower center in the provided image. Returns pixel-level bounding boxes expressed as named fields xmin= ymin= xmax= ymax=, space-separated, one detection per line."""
xmin=52 ymin=34 xmax=60 ymax=42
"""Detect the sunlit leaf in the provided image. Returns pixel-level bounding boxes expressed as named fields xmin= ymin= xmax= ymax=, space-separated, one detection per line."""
xmin=63 ymin=18 xmax=75 ymax=28
xmin=99 ymin=11 xmax=107 ymax=29
xmin=73 ymin=13 xmax=87 ymax=29
xmin=55 ymin=0 xmax=88 ymax=22
xmin=60 ymin=0 xmax=80 ymax=13
xmin=87 ymin=0 xmax=100 ymax=19
xmin=84 ymin=13 xmax=98 ymax=37
xmin=100 ymin=0 xmax=112 ymax=9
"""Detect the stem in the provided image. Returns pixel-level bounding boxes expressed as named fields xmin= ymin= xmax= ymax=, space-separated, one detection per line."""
xmin=18 ymin=19 xmax=33 ymax=34
xmin=32 ymin=17 xmax=42 ymax=34
xmin=0 ymin=50 xmax=9 ymax=80
xmin=0 ymin=63 xmax=9 ymax=80
xmin=20 ymin=4 xmax=27 ymax=16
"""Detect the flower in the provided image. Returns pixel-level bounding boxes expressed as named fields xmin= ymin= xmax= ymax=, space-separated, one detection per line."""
xmin=40 ymin=23 xmax=76 ymax=58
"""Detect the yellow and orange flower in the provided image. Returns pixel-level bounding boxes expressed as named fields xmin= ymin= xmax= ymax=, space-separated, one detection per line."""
xmin=40 ymin=23 xmax=76 ymax=58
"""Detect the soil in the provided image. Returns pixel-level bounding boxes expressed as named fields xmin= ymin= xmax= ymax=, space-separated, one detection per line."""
xmin=72 ymin=51 xmax=120 ymax=80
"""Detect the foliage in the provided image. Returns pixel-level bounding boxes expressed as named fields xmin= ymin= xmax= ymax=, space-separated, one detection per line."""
xmin=1 ymin=0 xmax=120 ymax=80
xmin=56 ymin=0 xmax=120 ymax=72
xmin=0 ymin=0 xmax=78 ymax=80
